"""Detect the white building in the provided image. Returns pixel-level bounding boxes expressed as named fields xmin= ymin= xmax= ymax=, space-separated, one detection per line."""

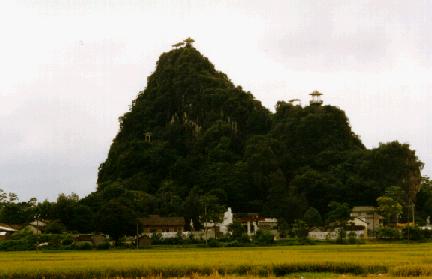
xmin=351 ymin=206 xmax=383 ymax=233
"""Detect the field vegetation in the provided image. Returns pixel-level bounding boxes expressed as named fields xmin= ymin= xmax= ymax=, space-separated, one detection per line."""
xmin=1 ymin=243 xmax=432 ymax=278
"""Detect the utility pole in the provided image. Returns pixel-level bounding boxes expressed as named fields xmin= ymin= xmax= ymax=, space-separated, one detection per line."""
xmin=412 ymin=203 xmax=415 ymax=225
xmin=136 ymin=223 xmax=139 ymax=249
xmin=204 ymin=201 xmax=208 ymax=246
xmin=34 ymin=213 xmax=40 ymax=251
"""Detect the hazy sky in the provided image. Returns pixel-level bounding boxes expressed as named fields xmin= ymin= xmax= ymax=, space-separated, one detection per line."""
xmin=0 ymin=1 xmax=431 ymax=201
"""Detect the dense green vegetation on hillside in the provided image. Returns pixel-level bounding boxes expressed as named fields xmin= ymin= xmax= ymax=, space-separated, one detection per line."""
xmin=0 ymin=41 xmax=427 ymax=237
xmin=94 ymin=42 xmax=424 ymax=228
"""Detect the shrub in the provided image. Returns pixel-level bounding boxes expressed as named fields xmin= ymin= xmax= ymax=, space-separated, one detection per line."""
xmin=207 ymin=239 xmax=221 ymax=247
xmin=96 ymin=242 xmax=111 ymax=250
xmin=74 ymin=242 xmax=93 ymax=250
xmin=44 ymin=221 xmax=66 ymax=234
xmin=291 ymin=219 xmax=308 ymax=240
xmin=254 ymin=230 xmax=274 ymax=245
xmin=376 ymin=227 xmax=401 ymax=240
xmin=0 ymin=239 xmax=35 ymax=251
xmin=0 ymin=229 xmax=37 ymax=251
xmin=334 ymin=228 xmax=347 ymax=244
xmin=347 ymin=231 xmax=357 ymax=244
xmin=62 ymin=237 xmax=74 ymax=246
xmin=422 ymin=229 xmax=432 ymax=239
xmin=402 ymin=226 xmax=424 ymax=241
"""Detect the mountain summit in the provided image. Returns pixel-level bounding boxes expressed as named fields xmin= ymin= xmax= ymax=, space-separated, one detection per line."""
xmin=97 ymin=41 xmax=271 ymax=194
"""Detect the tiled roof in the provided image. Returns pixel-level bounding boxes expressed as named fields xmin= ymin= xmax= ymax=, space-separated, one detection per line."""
xmin=0 ymin=224 xmax=18 ymax=232
xmin=139 ymin=215 xmax=185 ymax=226
xmin=351 ymin=206 xmax=377 ymax=212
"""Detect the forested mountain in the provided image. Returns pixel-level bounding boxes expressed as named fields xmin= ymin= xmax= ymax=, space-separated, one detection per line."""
xmin=92 ymin=40 xmax=424 ymax=229
xmin=0 ymin=40 xmax=426 ymax=239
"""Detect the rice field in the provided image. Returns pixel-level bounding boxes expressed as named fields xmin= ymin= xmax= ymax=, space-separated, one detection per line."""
xmin=1 ymin=243 xmax=432 ymax=278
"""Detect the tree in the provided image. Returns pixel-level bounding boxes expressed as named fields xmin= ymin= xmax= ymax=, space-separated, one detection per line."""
xmin=415 ymin=177 xmax=432 ymax=224
xmin=0 ymin=194 xmax=36 ymax=225
xmin=377 ymin=196 xmax=403 ymax=225
xmin=384 ymin=186 xmax=404 ymax=205
xmin=156 ymin=180 xmax=183 ymax=216
xmin=303 ymin=207 xmax=322 ymax=227
xmin=183 ymin=187 xmax=203 ymax=230
xmin=96 ymin=199 xmax=137 ymax=243
xmin=0 ymin=189 xmax=7 ymax=204
xmin=292 ymin=219 xmax=308 ymax=240
xmin=69 ymin=204 xmax=95 ymax=233
xmin=289 ymin=170 xmax=344 ymax=215
xmin=44 ymin=220 xmax=66 ymax=234
xmin=52 ymin=193 xmax=79 ymax=230
xmin=200 ymin=194 xmax=225 ymax=243
xmin=327 ymin=201 xmax=351 ymax=225
xmin=228 ymin=221 xmax=249 ymax=242
xmin=326 ymin=201 xmax=351 ymax=241
xmin=368 ymin=142 xmax=423 ymax=207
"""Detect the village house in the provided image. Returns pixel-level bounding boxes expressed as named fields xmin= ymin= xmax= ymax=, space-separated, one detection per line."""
xmin=257 ymin=217 xmax=279 ymax=237
xmin=348 ymin=216 xmax=369 ymax=238
xmin=139 ymin=215 xmax=185 ymax=239
xmin=25 ymin=220 xmax=47 ymax=235
xmin=232 ymin=211 xmax=278 ymax=238
xmin=350 ymin=206 xmax=383 ymax=233
xmin=308 ymin=216 xmax=368 ymax=241
xmin=233 ymin=213 xmax=260 ymax=235
xmin=308 ymin=208 xmax=373 ymax=241
xmin=0 ymin=224 xmax=17 ymax=241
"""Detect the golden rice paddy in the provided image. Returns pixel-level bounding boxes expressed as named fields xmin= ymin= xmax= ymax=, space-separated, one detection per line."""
xmin=1 ymin=243 xmax=432 ymax=278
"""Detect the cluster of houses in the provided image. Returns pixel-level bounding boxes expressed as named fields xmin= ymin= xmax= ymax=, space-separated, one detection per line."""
xmin=0 ymin=220 xmax=48 ymax=240
xmin=308 ymin=206 xmax=383 ymax=240
xmin=137 ymin=206 xmax=384 ymax=245
xmin=138 ymin=207 xmax=278 ymax=243
xmin=0 ymin=206 xmax=386 ymax=246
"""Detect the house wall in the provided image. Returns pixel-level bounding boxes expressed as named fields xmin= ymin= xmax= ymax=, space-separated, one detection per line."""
xmin=308 ymin=230 xmax=365 ymax=240
xmin=308 ymin=231 xmax=338 ymax=240
xmin=351 ymin=212 xmax=382 ymax=232
xmin=138 ymin=237 xmax=152 ymax=247
xmin=183 ymin=231 xmax=216 ymax=240
xmin=143 ymin=226 xmax=183 ymax=234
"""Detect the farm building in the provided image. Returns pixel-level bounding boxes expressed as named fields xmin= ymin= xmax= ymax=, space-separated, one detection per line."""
xmin=139 ymin=215 xmax=185 ymax=238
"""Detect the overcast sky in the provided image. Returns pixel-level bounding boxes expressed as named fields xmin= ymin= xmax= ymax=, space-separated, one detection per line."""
xmin=0 ymin=1 xmax=431 ymax=201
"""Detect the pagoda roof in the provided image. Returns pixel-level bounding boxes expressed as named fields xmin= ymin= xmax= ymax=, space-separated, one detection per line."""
xmin=310 ymin=90 xmax=323 ymax=96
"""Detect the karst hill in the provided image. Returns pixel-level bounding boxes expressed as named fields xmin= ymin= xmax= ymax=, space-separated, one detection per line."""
xmin=95 ymin=40 xmax=422 ymax=224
